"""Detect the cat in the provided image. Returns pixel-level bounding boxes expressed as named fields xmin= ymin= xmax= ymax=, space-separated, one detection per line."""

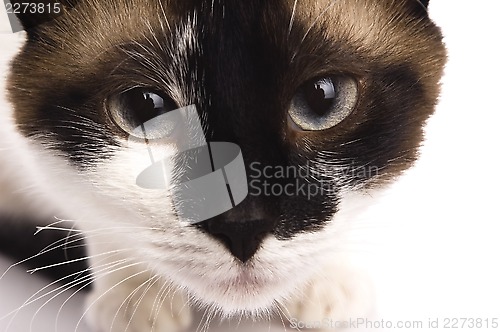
xmin=0 ymin=0 xmax=446 ymax=331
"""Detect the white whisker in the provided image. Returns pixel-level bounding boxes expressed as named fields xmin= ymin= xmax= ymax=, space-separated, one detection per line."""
xmin=26 ymin=249 xmax=130 ymax=274
xmin=288 ymin=0 xmax=298 ymax=36
xmin=107 ymin=273 xmax=157 ymax=331
xmin=30 ymin=260 xmax=135 ymax=332
xmin=75 ymin=268 xmax=150 ymax=332
xmin=150 ymin=279 xmax=172 ymax=330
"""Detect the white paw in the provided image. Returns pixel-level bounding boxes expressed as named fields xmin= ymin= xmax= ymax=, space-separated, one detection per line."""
xmin=84 ymin=276 xmax=192 ymax=332
xmin=283 ymin=263 xmax=374 ymax=331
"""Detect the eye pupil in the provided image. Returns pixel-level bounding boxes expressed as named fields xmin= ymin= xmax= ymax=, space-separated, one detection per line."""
xmin=303 ymin=78 xmax=336 ymax=116
xmin=107 ymin=88 xmax=178 ymax=136
xmin=143 ymin=93 xmax=164 ymax=110
xmin=126 ymin=89 xmax=174 ymax=126
xmin=143 ymin=93 xmax=155 ymax=109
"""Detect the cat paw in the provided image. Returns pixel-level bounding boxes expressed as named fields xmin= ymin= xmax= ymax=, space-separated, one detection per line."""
xmin=283 ymin=263 xmax=374 ymax=331
xmin=84 ymin=277 xmax=192 ymax=332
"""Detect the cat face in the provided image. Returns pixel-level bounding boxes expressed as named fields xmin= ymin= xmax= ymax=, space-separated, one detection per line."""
xmin=8 ymin=0 xmax=445 ymax=315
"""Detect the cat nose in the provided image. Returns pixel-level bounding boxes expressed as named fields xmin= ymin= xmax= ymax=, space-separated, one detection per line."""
xmin=198 ymin=219 xmax=274 ymax=263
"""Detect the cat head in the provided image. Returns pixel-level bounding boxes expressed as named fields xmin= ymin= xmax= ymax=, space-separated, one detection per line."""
xmin=8 ymin=0 xmax=446 ymax=315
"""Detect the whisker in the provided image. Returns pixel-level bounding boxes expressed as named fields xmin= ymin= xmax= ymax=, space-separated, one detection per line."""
xmin=32 ymin=218 xmax=72 ymax=236
xmin=36 ymin=225 xmax=163 ymax=234
xmin=26 ymin=249 xmax=131 ymax=274
xmin=145 ymin=22 xmax=165 ymax=55
xmin=274 ymin=299 xmax=292 ymax=332
xmin=288 ymin=0 xmax=298 ymax=36
xmin=1 ymin=253 xmax=131 ymax=321
xmin=36 ymin=233 xmax=85 ymax=255
xmin=29 ymin=259 xmax=135 ymax=332
xmin=54 ymin=259 xmax=135 ymax=332
xmin=122 ymin=275 xmax=160 ymax=332
xmin=150 ymin=279 xmax=173 ymax=331
xmin=196 ymin=305 xmax=209 ymax=332
xmin=0 ymin=227 xmax=132 ymax=281
xmin=199 ymin=303 xmax=216 ymax=332
xmin=1 ymin=256 xmax=131 ymax=332
xmin=75 ymin=268 xmax=150 ymax=332
xmin=235 ymin=309 xmax=244 ymax=330
xmin=157 ymin=0 xmax=171 ymax=32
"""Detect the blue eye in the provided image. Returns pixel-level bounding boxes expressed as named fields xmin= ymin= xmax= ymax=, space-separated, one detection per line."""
xmin=107 ymin=88 xmax=178 ymax=136
xmin=289 ymin=76 xmax=358 ymax=131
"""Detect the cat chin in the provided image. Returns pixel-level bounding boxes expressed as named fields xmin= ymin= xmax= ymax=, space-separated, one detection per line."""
xmin=148 ymin=220 xmax=356 ymax=317
xmin=163 ymin=265 xmax=308 ymax=317
xmin=179 ymin=277 xmax=290 ymax=317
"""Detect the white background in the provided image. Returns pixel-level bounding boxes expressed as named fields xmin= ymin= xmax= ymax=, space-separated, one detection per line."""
xmin=1 ymin=1 xmax=500 ymax=331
